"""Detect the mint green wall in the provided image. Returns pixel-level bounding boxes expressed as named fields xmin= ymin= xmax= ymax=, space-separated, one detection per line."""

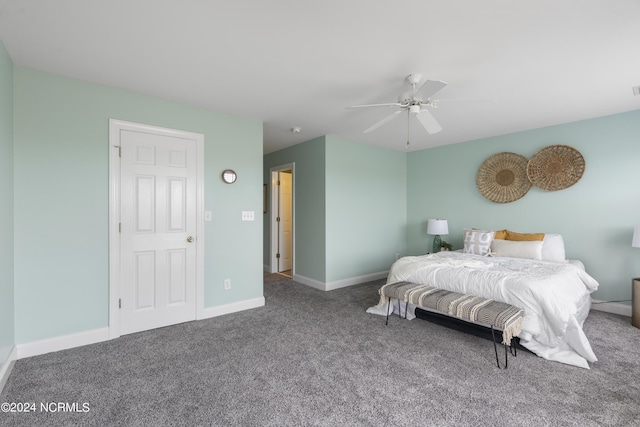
xmin=0 ymin=41 xmax=15 ymax=364
xmin=325 ymin=136 xmax=406 ymax=282
xmin=13 ymin=67 xmax=263 ymax=343
xmin=263 ymin=137 xmax=327 ymax=282
xmin=263 ymin=136 xmax=407 ymax=285
xmin=407 ymin=110 xmax=640 ymax=302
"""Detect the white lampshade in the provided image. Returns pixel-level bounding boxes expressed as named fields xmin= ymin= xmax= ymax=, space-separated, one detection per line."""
xmin=427 ymin=219 xmax=449 ymax=236
xmin=633 ymin=226 xmax=640 ymax=248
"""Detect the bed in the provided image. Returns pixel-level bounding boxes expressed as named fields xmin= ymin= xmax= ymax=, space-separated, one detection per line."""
xmin=366 ymin=229 xmax=600 ymax=369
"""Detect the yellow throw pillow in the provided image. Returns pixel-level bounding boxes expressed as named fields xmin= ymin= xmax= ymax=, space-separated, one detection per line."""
xmin=494 ymin=229 xmax=508 ymax=240
xmin=504 ymin=230 xmax=545 ymax=241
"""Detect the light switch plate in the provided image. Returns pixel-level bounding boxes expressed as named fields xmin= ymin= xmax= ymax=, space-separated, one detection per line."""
xmin=242 ymin=211 xmax=255 ymax=221
xmin=204 ymin=211 xmax=212 ymax=221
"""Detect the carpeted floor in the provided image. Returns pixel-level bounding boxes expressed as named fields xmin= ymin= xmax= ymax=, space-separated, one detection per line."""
xmin=1 ymin=273 xmax=639 ymax=426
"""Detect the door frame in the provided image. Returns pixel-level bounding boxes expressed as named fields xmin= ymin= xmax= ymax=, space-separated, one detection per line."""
xmin=108 ymin=119 xmax=205 ymax=339
xmin=269 ymin=163 xmax=295 ymax=274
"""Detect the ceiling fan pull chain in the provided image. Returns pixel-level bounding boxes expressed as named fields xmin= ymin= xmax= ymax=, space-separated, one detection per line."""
xmin=406 ymin=110 xmax=410 ymax=148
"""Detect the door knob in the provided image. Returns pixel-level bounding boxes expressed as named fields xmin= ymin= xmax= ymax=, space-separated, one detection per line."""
xmin=187 ymin=236 xmax=194 ymax=243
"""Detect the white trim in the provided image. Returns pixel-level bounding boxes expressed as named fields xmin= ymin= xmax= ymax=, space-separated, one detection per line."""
xmin=108 ymin=119 xmax=205 ymax=339
xmin=199 ymin=297 xmax=265 ymax=320
xmin=12 ymin=296 xmax=263 ymax=362
xmin=108 ymin=120 xmax=121 ymax=338
xmin=0 ymin=346 xmax=17 ymax=394
xmin=325 ymin=271 xmax=388 ymax=291
xmin=591 ymin=299 xmax=632 ymax=317
xmin=269 ymin=163 xmax=295 ymax=275
xmin=16 ymin=328 xmax=110 ymax=360
xmin=292 ymin=274 xmax=326 ymax=291
xmin=293 ymin=271 xmax=388 ymax=291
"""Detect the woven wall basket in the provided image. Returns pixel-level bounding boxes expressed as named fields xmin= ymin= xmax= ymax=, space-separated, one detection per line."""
xmin=527 ymin=145 xmax=585 ymax=191
xmin=476 ymin=152 xmax=532 ymax=203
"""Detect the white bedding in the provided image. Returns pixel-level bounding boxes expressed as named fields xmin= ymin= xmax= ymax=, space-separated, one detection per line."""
xmin=366 ymin=251 xmax=599 ymax=368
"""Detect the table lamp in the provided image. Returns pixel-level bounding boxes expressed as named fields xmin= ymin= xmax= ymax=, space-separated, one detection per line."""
xmin=427 ymin=219 xmax=448 ymax=253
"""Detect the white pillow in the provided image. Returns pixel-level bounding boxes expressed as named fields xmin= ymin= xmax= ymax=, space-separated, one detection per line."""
xmin=541 ymin=234 xmax=566 ymax=262
xmin=463 ymin=228 xmax=495 ymax=256
xmin=490 ymin=239 xmax=543 ymax=260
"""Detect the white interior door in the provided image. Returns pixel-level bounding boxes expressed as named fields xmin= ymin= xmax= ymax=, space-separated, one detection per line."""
xmin=278 ymin=171 xmax=293 ymax=272
xmin=269 ymin=163 xmax=294 ymax=275
xmin=119 ymin=129 xmax=198 ymax=335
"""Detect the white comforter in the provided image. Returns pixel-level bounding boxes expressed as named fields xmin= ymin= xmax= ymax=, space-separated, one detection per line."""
xmin=367 ymin=252 xmax=600 ymax=368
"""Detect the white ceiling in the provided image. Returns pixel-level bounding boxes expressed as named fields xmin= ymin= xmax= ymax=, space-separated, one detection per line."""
xmin=1 ymin=0 xmax=639 ymax=154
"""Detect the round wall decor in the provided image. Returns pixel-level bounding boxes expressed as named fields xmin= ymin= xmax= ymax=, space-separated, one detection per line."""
xmin=527 ymin=145 xmax=585 ymax=191
xmin=476 ymin=152 xmax=532 ymax=203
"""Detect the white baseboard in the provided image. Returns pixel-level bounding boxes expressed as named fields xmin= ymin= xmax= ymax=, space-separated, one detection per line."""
xmin=292 ymin=274 xmax=326 ymax=291
xmin=0 ymin=346 xmax=17 ymax=394
xmin=591 ymin=299 xmax=632 ymax=317
xmin=199 ymin=297 xmax=265 ymax=320
xmin=14 ymin=298 xmax=265 ymax=361
xmin=16 ymin=327 xmax=111 ymax=360
xmin=293 ymin=271 xmax=388 ymax=292
xmin=326 ymin=271 xmax=388 ymax=291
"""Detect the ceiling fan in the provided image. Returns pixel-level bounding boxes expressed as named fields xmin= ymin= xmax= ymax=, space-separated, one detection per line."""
xmin=349 ymin=74 xmax=447 ymax=144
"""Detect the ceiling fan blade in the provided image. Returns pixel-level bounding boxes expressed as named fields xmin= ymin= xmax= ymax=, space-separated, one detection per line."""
xmin=433 ymin=98 xmax=496 ymax=104
xmin=415 ymin=109 xmax=442 ymax=134
xmin=363 ymin=110 xmax=402 ymax=133
xmin=414 ymin=79 xmax=447 ymax=99
xmin=349 ymin=102 xmax=402 ymax=109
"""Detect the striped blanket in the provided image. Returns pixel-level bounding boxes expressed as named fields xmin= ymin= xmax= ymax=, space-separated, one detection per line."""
xmin=380 ymin=281 xmax=523 ymax=346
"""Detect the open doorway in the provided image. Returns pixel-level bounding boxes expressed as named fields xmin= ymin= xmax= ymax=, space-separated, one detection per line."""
xmin=270 ymin=163 xmax=294 ymax=277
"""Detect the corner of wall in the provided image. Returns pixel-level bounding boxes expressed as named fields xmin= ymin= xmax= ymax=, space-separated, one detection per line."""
xmin=0 ymin=37 xmax=16 ymax=386
xmin=0 ymin=346 xmax=17 ymax=394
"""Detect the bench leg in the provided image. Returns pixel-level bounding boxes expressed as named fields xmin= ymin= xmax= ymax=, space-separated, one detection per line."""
xmin=491 ymin=326 xmax=509 ymax=369
xmin=505 ymin=340 xmax=508 ymax=369
xmin=385 ymin=299 xmax=393 ymax=325
xmin=384 ymin=298 xmax=410 ymax=324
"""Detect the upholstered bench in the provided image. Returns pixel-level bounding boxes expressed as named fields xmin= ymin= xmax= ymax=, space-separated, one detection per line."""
xmin=380 ymin=281 xmax=524 ymax=369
